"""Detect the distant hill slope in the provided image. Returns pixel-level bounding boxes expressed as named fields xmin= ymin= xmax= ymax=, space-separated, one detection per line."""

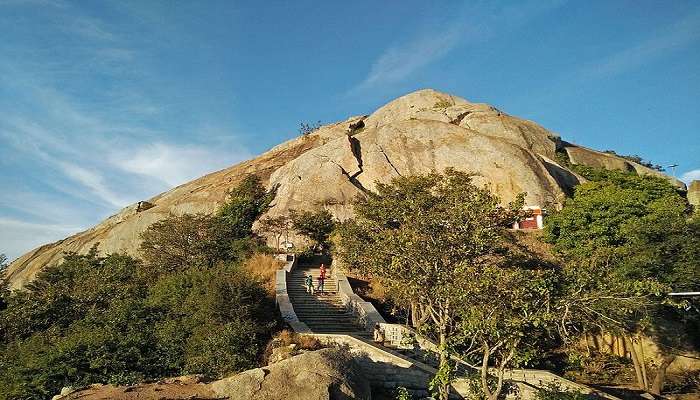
xmin=5 ymin=89 xmax=684 ymax=288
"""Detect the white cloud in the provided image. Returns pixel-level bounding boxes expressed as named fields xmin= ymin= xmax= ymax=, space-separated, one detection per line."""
xmin=356 ymin=28 xmax=462 ymax=92
xmin=351 ymin=0 xmax=565 ymax=93
xmin=681 ymin=169 xmax=700 ymax=184
xmin=0 ymin=217 xmax=82 ymax=262
xmin=55 ymin=161 xmax=130 ymax=208
xmin=111 ymin=142 xmax=251 ymax=187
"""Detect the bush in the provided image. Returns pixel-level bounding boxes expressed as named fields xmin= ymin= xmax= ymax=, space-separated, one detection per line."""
xmin=433 ymin=99 xmax=452 ymax=108
xmin=664 ymin=368 xmax=700 ymax=394
xmin=395 ymin=386 xmax=413 ymax=400
xmin=0 ymin=252 xmax=276 ymax=399
xmin=290 ymin=209 xmax=336 ymax=252
xmin=534 ymin=382 xmax=588 ymax=400
xmin=299 ymin=121 xmax=322 ymax=135
xmin=242 ymin=253 xmax=284 ymax=293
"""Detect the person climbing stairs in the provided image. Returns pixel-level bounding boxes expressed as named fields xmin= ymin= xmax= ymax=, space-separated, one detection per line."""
xmin=287 ymin=265 xmax=366 ymax=334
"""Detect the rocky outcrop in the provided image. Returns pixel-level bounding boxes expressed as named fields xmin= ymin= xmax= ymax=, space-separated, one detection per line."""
xmin=5 ymin=89 xmax=683 ymax=288
xmin=563 ymin=143 xmax=686 ymax=189
xmin=56 ymin=349 xmax=370 ymax=400
xmin=211 ymin=348 xmax=370 ymax=400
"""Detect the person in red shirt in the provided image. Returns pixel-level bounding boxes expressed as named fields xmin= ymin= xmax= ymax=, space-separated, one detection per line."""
xmin=317 ymin=263 xmax=326 ymax=294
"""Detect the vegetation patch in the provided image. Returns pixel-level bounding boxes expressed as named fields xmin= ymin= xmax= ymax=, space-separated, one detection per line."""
xmin=0 ymin=176 xmax=279 ymax=400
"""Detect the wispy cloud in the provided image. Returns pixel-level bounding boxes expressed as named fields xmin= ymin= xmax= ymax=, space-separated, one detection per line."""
xmin=681 ymin=169 xmax=700 ymax=184
xmin=351 ymin=0 xmax=566 ymax=93
xmin=111 ymin=142 xmax=251 ymax=187
xmin=355 ymin=28 xmax=462 ymax=92
xmin=55 ymin=161 xmax=129 ymax=208
xmin=578 ymin=9 xmax=700 ymax=79
xmin=0 ymin=218 xmax=82 ymax=261
xmin=0 ymin=1 xmax=249 ymax=259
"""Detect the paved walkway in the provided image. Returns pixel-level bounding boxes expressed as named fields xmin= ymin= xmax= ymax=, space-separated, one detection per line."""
xmin=287 ymin=265 xmax=365 ymax=334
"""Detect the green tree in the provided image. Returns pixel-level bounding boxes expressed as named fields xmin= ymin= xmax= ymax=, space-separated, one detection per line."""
xmin=140 ymin=175 xmax=277 ymax=273
xmin=335 ymin=169 xmax=553 ymax=400
xmin=545 ymin=169 xmax=697 ymax=394
xmin=258 ymin=215 xmax=293 ymax=252
xmin=140 ymin=213 xmax=221 ymax=273
xmin=216 ymin=175 xmax=276 ymax=240
xmin=146 ymin=265 xmax=274 ymax=377
xmin=0 ymin=248 xmax=275 ymax=399
xmin=291 ymin=209 xmax=336 ymax=252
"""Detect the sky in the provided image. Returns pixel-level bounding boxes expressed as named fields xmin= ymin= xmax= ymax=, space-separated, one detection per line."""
xmin=1 ymin=0 xmax=699 ymax=261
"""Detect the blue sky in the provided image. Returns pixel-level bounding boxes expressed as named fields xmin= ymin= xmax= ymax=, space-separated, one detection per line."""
xmin=1 ymin=0 xmax=699 ymax=260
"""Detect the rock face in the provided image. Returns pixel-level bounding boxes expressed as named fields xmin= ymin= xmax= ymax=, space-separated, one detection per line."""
xmin=211 ymin=348 xmax=370 ymax=400
xmin=5 ymin=89 xmax=684 ymax=288
xmin=56 ymin=349 xmax=370 ymax=400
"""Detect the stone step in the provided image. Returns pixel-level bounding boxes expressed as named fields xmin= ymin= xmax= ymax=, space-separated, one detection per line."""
xmin=297 ymin=316 xmax=355 ymax=320
xmin=289 ymin=301 xmax=343 ymax=306
xmin=288 ymin=292 xmax=341 ymax=297
xmin=309 ymin=326 xmax=359 ymax=335
xmin=303 ymin=322 xmax=362 ymax=329
xmin=291 ymin=302 xmax=345 ymax=307
xmin=293 ymin=309 xmax=348 ymax=314
xmin=288 ymin=296 xmax=342 ymax=300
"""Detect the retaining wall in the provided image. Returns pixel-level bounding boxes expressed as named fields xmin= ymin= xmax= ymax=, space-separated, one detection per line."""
xmin=335 ymin=271 xmax=386 ymax=332
xmin=274 ymin=254 xmax=310 ymax=333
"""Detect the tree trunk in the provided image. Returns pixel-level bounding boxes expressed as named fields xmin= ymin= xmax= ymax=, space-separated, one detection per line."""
xmin=650 ymin=355 xmax=675 ymax=395
xmin=625 ymin=335 xmax=647 ymax=391
xmin=481 ymin=346 xmax=493 ymax=400
xmin=410 ymin=302 xmax=419 ymax=327
xmin=437 ymin=341 xmax=450 ymax=400
xmin=638 ymin=336 xmax=649 ymax=390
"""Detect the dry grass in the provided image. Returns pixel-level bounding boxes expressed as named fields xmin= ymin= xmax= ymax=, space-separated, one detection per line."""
xmin=273 ymin=329 xmax=322 ymax=350
xmin=242 ymin=253 xmax=283 ymax=293
xmin=262 ymin=330 xmax=324 ymax=364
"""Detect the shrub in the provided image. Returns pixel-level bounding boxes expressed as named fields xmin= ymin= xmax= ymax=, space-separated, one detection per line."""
xmin=290 ymin=209 xmax=336 ymax=252
xmin=299 ymin=121 xmax=322 ymax=135
xmin=433 ymin=99 xmax=452 ymax=108
xmin=395 ymin=386 xmax=413 ymax=400
xmin=0 ymin=251 xmax=276 ymax=399
xmin=535 ymin=382 xmax=588 ymax=400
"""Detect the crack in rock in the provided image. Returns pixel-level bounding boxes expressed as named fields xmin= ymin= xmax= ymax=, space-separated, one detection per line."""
xmin=377 ymin=144 xmax=402 ymax=177
xmin=329 ymin=159 xmax=369 ymax=194
xmin=449 ymin=111 xmax=471 ymax=126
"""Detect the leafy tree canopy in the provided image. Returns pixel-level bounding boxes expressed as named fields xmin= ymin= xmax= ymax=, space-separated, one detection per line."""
xmin=291 ymin=209 xmax=336 ymax=252
xmin=544 ymin=169 xmax=697 ymax=289
xmin=544 ymin=168 xmax=699 ymax=394
xmin=335 ymin=169 xmax=552 ymax=400
xmin=0 ymin=175 xmax=278 ymax=400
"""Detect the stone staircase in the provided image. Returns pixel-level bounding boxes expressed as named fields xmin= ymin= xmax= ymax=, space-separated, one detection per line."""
xmin=287 ymin=265 xmax=366 ymax=334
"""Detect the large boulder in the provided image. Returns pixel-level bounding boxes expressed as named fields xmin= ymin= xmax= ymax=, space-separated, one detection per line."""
xmin=4 ymin=88 xmax=683 ymax=288
xmin=55 ymin=349 xmax=370 ymax=400
xmin=211 ymin=348 xmax=370 ymax=400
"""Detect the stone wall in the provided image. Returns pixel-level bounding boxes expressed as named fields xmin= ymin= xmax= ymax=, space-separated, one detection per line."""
xmin=274 ymin=254 xmax=310 ymax=333
xmin=312 ymin=334 xmax=435 ymax=398
xmin=335 ymin=271 xmax=386 ymax=332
